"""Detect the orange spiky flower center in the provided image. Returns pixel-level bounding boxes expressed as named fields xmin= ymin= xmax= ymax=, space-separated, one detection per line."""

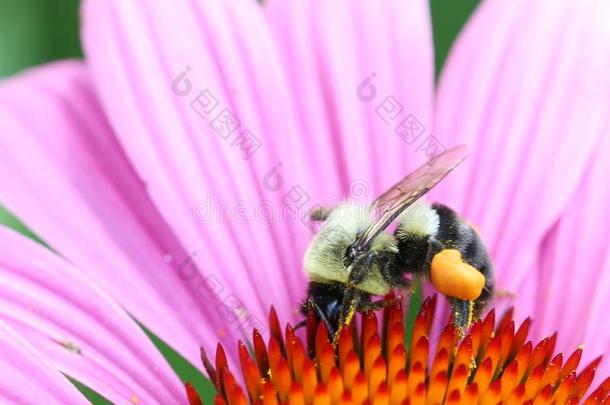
xmin=188 ymin=297 xmax=610 ymax=405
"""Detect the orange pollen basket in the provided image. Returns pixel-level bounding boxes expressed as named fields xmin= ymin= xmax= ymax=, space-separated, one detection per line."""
xmin=188 ymin=297 xmax=610 ymax=405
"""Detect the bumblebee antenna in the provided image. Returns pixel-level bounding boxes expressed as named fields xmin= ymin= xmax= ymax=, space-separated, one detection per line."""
xmin=299 ymin=301 xmax=337 ymax=338
xmin=293 ymin=319 xmax=307 ymax=330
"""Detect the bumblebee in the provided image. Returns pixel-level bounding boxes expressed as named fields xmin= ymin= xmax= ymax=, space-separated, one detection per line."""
xmin=301 ymin=145 xmax=493 ymax=338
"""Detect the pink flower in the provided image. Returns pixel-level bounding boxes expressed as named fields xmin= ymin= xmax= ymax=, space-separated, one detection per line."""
xmin=1 ymin=0 xmax=609 ymax=402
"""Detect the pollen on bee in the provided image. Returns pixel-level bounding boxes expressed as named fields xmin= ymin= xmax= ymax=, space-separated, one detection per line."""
xmin=431 ymin=249 xmax=485 ymax=301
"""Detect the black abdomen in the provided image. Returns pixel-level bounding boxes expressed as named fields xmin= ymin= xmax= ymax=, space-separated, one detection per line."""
xmin=432 ymin=203 xmax=494 ymax=314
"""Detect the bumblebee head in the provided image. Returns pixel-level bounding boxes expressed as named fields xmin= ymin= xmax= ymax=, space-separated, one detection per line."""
xmin=302 ymin=282 xmax=345 ymax=336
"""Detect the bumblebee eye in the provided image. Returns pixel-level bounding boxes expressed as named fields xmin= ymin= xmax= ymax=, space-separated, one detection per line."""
xmin=344 ymin=245 xmax=358 ymax=266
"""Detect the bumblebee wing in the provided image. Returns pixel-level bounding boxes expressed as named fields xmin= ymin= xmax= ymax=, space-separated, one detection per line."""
xmin=352 ymin=145 xmax=469 ymax=251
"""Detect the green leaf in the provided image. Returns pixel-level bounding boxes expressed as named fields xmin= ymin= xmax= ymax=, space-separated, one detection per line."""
xmin=0 ymin=0 xmax=82 ymax=78
xmin=137 ymin=321 xmax=217 ymax=405
xmin=65 ymin=375 xmax=113 ymax=405
xmin=0 ymin=204 xmax=47 ymax=247
xmin=404 ymin=280 xmax=423 ymax=348
xmin=430 ymin=0 xmax=482 ymax=80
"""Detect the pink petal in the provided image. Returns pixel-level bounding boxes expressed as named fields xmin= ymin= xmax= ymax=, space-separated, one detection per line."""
xmin=82 ymin=0 xmax=434 ymax=345
xmin=584 ymin=254 xmax=610 ymax=387
xmin=432 ymin=0 xmax=610 ymax=324
xmin=531 ymin=133 xmax=610 ymax=379
xmin=81 ymin=0 xmax=314 ymax=333
xmin=0 ymin=321 xmax=86 ymax=404
xmin=265 ymin=0 xmax=435 ymax=194
xmin=0 ymin=227 xmax=183 ymax=403
xmin=0 ymin=61 xmax=229 ymax=365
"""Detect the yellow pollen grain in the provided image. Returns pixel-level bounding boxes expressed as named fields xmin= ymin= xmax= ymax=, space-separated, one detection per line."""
xmin=334 ymin=305 xmax=357 ymax=346
xmin=470 ymin=356 xmax=477 ymax=371
xmin=468 ymin=300 xmax=475 ymax=328
xmin=130 ymin=395 xmax=139 ymax=404
xmin=345 ymin=305 xmax=356 ymax=325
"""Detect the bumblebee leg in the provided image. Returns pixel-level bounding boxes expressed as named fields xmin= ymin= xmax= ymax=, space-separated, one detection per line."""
xmin=423 ymin=237 xmax=444 ymax=271
xmin=358 ymin=297 xmax=388 ymax=312
xmin=450 ymin=298 xmax=475 ymax=336
xmin=333 ymin=288 xmax=358 ymax=345
xmin=338 ymin=288 xmax=358 ymax=326
xmin=377 ymin=252 xmax=407 ymax=289
xmin=293 ymin=319 xmax=307 ymax=330
xmin=473 ymin=294 xmax=491 ymax=321
xmin=347 ymin=252 xmax=377 ymax=285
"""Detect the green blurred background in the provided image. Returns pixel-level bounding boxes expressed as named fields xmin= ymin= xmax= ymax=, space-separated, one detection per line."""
xmin=0 ymin=0 xmax=479 ymax=79
xmin=0 ymin=0 xmax=82 ymax=78
xmin=0 ymin=0 xmax=480 ymax=403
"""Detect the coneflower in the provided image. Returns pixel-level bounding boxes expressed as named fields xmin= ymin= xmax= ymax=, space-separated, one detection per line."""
xmin=1 ymin=0 xmax=610 ymax=403
xmin=194 ymin=297 xmax=609 ymax=405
